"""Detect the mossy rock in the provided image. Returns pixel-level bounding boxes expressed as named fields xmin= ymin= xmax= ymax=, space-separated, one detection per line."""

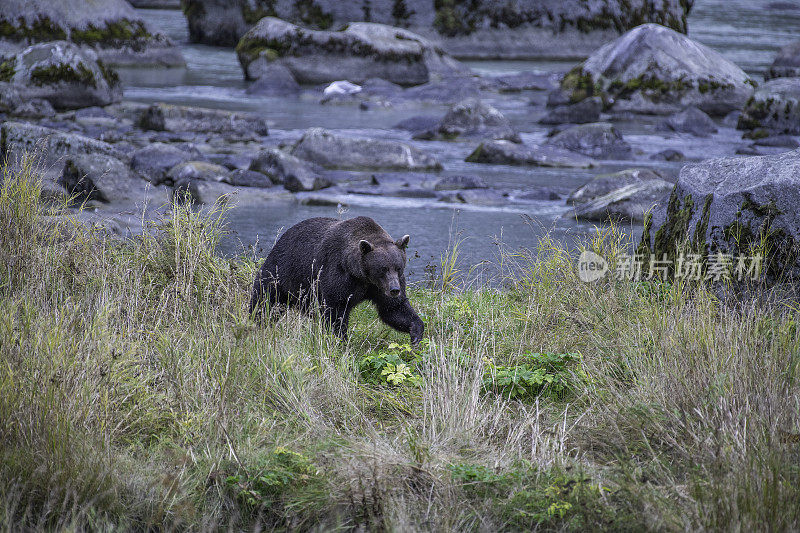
xmin=7 ymin=41 xmax=121 ymax=109
xmin=642 ymin=149 xmax=800 ymax=284
xmin=566 ymin=24 xmax=754 ymax=116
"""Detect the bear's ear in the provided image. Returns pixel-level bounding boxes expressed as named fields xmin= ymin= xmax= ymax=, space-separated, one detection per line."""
xmin=359 ymin=240 xmax=373 ymax=254
xmin=396 ymin=235 xmax=410 ymax=249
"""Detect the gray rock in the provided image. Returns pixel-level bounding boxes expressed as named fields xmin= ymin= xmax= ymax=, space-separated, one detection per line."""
xmin=4 ymin=41 xmax=122 ymax=110
xmin=394 ymin=114 xmax=442 ymax=133
xmin=645 ymin=149 xmax=800 ymax=281
xmin=212 ymin=152 xmax=255 ymax=171
xmin=650 ymin=149 xmax=684 ymax=161
xmin=546 ymin=88 xmax=572 ymax=108
xmin=568 ymin=168 xmax=666 ymax=205
xmin=486 ymin=71 xmax=556 ymax=92
xmin=0 ymin=83 xmax=22 ymax=112
xmin=766 ymin=41 xmax=800 ymax=80
xmin=1 ymin=121 xmax=123 ymax=169
xmin=174 ymin=179 xmax=293 ymax=205
xmin=433 ymin=175 xmax=487 ymax=191
xmin=0 ymin=0 xmax=184 ymax=68
xmin=245 ymin=63 xmax=300 ymax=96
xmin=517 ymin=187 xmax=561 ymax=201
xmin=544 ymin=122 xmax=632 ymax=159
xmin=423 ymin=98 xmax=519 ymax=141
xmin=738 ymin=78 xmax=800 ymax=134
xmin=237 ymin=18 xmax=469 ymax=85
xmin=539 ymin=97 xmax=602 ymax=125
xmin=137 ymin=104 xmax=166 ymax=131
xmin=400 ymin=77 xmax=481 ymax=103
xmin=753 ymin=135 xmax=800 ymax=148
xmin=453 ymin=189 xmax=507 ymax=206
xmin=114 ymin=102 xmax=269 ymax=136
xmin=130 ymin=143 xmax=197 ymax=184
xmin=250 ymin=148 xmax=331 ymax=192
xmin=466 ymin=140 xmax=595 ymax=168
xmin=10 ymin=98 xmax=55 ymax=119
xmin=572 ymin=179 xmax=673 ymax=222
xmin=658 ymin=107 xmax=718 ymax=137
xmin=564 ymin=24 xmax=755 ymax=116
xmin=228 ymin=169 xmax=274 ymax=187
xmin=60 ymin=153 xmax=169 ymax=204
xmin=291 ymin=128 xmax=441 ymax=170
xmin=166 ymin=161 xmax=232 ymax=185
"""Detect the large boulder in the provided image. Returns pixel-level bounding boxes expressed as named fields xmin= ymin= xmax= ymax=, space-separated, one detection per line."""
xmin=465 ymin=140 xmax=595 ymax=168
xmin=0 ymin=0 xmax=184 ymax=68
xmin=657 ymin=107 xmax=718 ymax=137
xmin=539 ymin=97 xmax=602 ymax=125
xmin=1 ymin=121 xmax=123 ymax=169
xmin=642 ymin=149 xmax=800 ymax=282
xmin=182 ymin=0 xmax=691 ymax=60
xmin=766 ymin=41 xmax=800 ymax=80
xmin=291 ymin=128 xmax=441 ymax=170
xmin=544 ymin=123 xmax=632 ymax=160
xmin=561 ymin=23 xmax=754 ymax=116
xmin=416 ymin=98 xmax=519 ymax=141
xmin=60 ymin=153 xmax=169 ymax=204
xmin=249 ymin=148 xmax=332 ymax=192
xmin=738 ymin=78 xmax=800 ymax=135
xmin=235 ymin=17 xmax=469 ymax=84
xmin=130 ymin=143 xmax=199 ymax=184
xmin=165 ymin=161 xmax=233 ymax=185
xmin=571 ymin=179 xmax=673 ymax=222
xmin=1 ymin=41 xmax=121 ymax=109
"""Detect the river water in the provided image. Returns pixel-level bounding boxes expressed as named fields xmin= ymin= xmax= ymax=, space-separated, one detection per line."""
xmin=120 ymin=2 xmax=799 ymax=277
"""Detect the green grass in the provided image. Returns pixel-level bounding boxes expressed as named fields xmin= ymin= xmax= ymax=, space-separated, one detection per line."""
xmin=1 ymin=158 xmax=800 ymax=531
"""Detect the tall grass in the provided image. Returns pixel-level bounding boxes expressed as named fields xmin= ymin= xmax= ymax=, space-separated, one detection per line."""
xmin=1 ymin=159 xmax=799 ymax=531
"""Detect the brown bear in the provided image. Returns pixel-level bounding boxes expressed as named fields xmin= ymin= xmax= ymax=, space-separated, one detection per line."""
xmin=249 ymin=216 xmax=424 ymax=344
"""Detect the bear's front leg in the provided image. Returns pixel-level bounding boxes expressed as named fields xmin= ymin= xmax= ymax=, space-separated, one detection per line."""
xmin=323 ymin=303 xmax=352 ymax=342
xmin=375 ymin=297 xmax=425 ymax=345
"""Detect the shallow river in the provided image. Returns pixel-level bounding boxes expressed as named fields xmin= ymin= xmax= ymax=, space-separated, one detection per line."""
xmin=119 ymin=2 xmax=799 ymax=276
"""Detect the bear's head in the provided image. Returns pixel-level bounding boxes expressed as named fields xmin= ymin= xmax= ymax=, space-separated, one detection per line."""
xmin=359 ymin=235 xmax=410 ymax=298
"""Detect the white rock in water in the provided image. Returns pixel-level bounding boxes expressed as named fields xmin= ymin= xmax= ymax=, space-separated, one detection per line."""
xmin=323 ymin=81 xmax=362 ymax=96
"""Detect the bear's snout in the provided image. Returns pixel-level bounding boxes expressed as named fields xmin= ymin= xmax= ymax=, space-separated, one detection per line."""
xmin=390 ymin=287 xmax=401 ymax=297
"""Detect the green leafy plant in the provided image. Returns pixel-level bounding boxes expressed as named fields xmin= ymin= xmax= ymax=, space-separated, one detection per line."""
xmin=225 ymin=447 xmax=319 ymax=509
xmin=483 ymin=352 xmax=580 ymax=400
xmin=503 ymin=472 xmax=613 ymax=530
xmin=358 ymin=341 xmax=425 ymax=387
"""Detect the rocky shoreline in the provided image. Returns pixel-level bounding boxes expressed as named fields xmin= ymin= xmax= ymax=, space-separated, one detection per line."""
xmin=1 ymin=2 xmax=800 ymax=278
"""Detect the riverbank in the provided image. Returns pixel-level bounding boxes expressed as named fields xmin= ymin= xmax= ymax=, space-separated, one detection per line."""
xmin=2 ymin=165 xmax=799 ymax=531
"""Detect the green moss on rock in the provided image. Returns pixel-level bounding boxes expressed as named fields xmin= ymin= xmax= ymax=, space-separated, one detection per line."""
xmin=0 ymin=15 xmax=67 ymax=42
xmin=464 ymin=143 xmax=484 ymax=163
xmin=71 ymin=19 xmax=152 ymax=48
xmin=0 ymin=60 xmax=14 ymax=83
xmin=561 ymin=66 xmax=600 ymax=103
xmin=97 ymin=60 xmax=120 ymax=87
xmin=30 ymin=63 xmax=97 ymax=88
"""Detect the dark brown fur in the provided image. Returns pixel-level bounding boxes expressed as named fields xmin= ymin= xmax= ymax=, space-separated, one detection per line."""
xmin=249 ymin=216 xmax=424 ymax=343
